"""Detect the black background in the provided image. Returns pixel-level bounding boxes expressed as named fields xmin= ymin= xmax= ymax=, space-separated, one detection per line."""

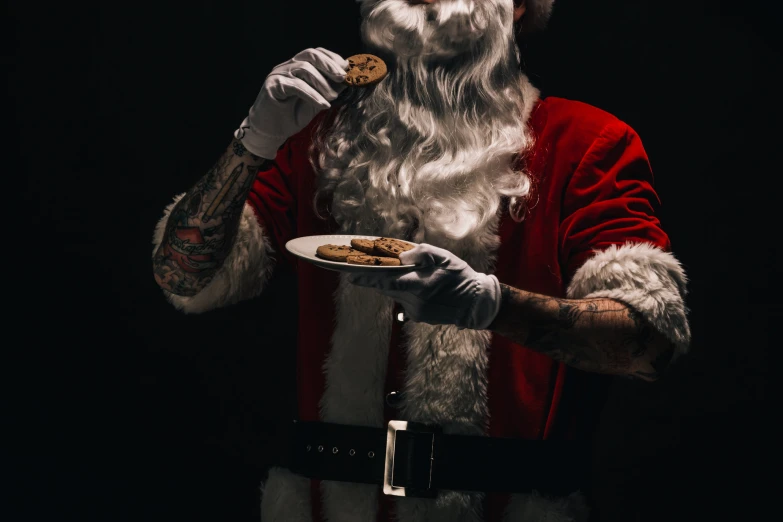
xmin=9 ymin=0 xmax=776 ymax=520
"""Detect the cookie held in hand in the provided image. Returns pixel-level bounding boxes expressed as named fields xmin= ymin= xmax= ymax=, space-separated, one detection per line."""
xmin=344 ymin=54 xmax=388 ymax=87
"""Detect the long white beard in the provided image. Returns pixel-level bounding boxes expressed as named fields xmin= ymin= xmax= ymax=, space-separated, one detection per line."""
xmin=311 ymin=0 xmax=535 ymax=247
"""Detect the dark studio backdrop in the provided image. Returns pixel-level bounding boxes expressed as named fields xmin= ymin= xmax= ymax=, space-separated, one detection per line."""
xmin=10 ymin=0 xmax=775 ymax=521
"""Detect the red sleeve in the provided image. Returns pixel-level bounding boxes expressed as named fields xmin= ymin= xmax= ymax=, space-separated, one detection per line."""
xmin=246 ymin=137 xmax=299 ymax=269
xmin=559 ymin=121 xmax=671 ymax=284
xmin=245 ymin=111 xmax=332 ymax=269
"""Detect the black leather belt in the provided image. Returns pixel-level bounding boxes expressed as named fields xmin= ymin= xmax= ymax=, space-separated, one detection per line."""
xmin=278 ymin=419 xmax=591 ymax=498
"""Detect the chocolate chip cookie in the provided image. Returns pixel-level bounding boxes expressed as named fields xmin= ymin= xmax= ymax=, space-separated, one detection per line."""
xmin=350 ymin=238 xmax=380 ymax=255
xmin=345 ymin=54 xmax=388 ymax=87
xmin=315 ymin=244 xmax=364 ymax=262
xmin=346 ymin=255 xmax=401 ymax=266
xmin=373 ymin=237 xmax=415 ymax=258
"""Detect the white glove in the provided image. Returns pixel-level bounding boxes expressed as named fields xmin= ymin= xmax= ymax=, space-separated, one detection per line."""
xmin=234 ymin=48 xmax=349 ymax=159
xmin=347 ymin=244 xmax=503 ymax=330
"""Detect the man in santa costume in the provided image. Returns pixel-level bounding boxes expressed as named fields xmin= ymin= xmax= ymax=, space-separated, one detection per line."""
xmin=151 ymin=0 xmax=691 ymax=520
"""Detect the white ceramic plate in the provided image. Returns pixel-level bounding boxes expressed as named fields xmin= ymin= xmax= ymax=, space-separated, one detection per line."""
xmin=285 ymin=234 xmax=418 ymax=273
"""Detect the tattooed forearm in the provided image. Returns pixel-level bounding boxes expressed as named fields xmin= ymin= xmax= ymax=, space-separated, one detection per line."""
xmin=487 ymin=284 xmax=675 ymax=381
xmin=152 ymin=139 xmax=275 ymax=296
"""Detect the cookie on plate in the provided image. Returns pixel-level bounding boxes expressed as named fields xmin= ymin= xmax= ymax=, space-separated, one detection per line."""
xmin=345 ymin=54 xmax=388 ymax=87
xmin=346 ymin=255 xmax=401 ymax=266
xmin=373 ymin=237 xmax=415 ymax=258
xmin=316 ymin=244 xmax=363 ymax=262
xmin=350 ymin=238 xmax=379 ymax=255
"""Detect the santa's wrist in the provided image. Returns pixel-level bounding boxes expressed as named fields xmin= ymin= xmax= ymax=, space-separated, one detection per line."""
xmin=463 ymin=273 xmax=502 ymax=331
xmin=234 ymin=117 xmax=286 ymax=160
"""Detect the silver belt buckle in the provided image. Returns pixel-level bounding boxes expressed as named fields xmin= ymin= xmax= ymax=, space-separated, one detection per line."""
xmin=383 ymin=420 xmax=438 ymax=498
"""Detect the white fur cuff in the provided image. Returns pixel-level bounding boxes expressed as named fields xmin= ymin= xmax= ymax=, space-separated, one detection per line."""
xmin=151 ymin=192 xmax=276 ymax=314
xmin=504 ymin=490 xmax=590 ymax=522
xmin=260 ymin=467 xmax=313 ymax=522
xmin=566 ymin=242 xmax=691 ymax=359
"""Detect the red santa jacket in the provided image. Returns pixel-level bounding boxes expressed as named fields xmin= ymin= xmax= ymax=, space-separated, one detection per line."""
xmin=153 ymin=90 xmax=690 ymax=522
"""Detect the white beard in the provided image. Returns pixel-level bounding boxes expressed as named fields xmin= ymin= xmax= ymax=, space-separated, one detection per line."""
xmin=311 ymin=0 xmax=536 ymax=256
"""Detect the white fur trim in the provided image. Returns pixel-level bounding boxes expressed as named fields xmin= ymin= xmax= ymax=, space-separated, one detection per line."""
xmin=519 ymin=75 xmax=541 ymax=126
xmin=320 ymin=274 xmax=395 ymax=426
xmin=400 ymin=323 xmax=490 ymax=433
xmin=566 ymin=242 xmax=691 ymax=359
xmin=260 ymin=467 xmax=313 ymax=521
xmin=259 ymin=275 xmax=393 ymax=522
xmin=319 ymin=274 xmax=395 ymax=522
xmin=391 ymin=199 xmax=498 ymax=520
xmin=151 ymin=192 xmax=276 ymax=314
xmin=394 ymin=323 xmax=491 ymax=522
xmin=503 ymin=490 xmax=589 ymax=522
xmin=321 ymin=480 xmax=379 ymax=522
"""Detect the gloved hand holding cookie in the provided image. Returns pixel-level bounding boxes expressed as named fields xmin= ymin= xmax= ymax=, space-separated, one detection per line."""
xmin=234 ymin=47 xmax=350 ymax=159
xmin=234 ymin=50 xmax=387 ymax=160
